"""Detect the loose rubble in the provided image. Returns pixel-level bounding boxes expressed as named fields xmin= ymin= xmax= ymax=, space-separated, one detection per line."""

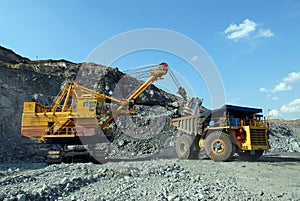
xmin=0 ymin=158 xmax=299 ymax=201
xmin=269 ymin=122 xmax=300 ymax=152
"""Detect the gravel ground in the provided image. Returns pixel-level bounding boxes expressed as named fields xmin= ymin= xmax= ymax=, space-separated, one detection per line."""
xmin=0 ymin=152 xmax=299 ymax=201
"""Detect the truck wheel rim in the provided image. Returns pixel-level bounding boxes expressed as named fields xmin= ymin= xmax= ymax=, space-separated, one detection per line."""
xmin=212 ymin=140 xmax=225 ymax=154
xmin=180 ymin=143 xmax=187 ymax=153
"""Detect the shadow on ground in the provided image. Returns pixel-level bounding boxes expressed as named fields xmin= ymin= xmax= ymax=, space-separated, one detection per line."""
xmin=259 ymin=153 xmax=300 ymax=163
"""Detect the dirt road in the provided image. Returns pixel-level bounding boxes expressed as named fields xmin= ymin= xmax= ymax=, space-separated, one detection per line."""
xmin=0 ymin=152 xmax=299 ymax=201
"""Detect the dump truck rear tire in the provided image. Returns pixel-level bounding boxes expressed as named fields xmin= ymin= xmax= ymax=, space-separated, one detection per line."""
xmin=237 ymin=150 xmax=264 ymax=161
xmin=205 ymin=132 xmax=234 ymax=162
xmin=176 ymin=135 xmax=193 ymax=159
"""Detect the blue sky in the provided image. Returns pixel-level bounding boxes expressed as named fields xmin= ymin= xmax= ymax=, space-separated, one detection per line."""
xmin=1 ymin=0 xmax=300 ymax=119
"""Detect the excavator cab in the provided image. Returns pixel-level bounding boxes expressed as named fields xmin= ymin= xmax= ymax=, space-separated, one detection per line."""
xmin=74 ymin=94 xmax=98 ymax=117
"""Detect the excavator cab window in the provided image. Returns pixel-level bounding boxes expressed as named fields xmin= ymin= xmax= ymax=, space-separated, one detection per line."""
xmin=82 ymin=101 xmax=96 ymax=112
xmin=73 ymin=99 xmax=77 ymax=110
xmin=83 ymin=102 xmax=89 ymax=107
xmin=89 ymin=101 xmax=96 ymax=112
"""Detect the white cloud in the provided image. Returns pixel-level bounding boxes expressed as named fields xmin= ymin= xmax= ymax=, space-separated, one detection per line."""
xmin=259 ymin=82 xmax=292 ymax=93
xmin=256 ymin=29 xmax=274 ymax=38
xmin=259 ymin=71 xmax=300 ymax=93
xmin=259 ymin=87 xmax=268 ymax=92
xmin=224 ymin=19 xmax=257 ymax=40
xmin=283 ymin=71 xmax=300 ymax=83
xmin=269 ymin=109 xmax=280 ymax=117
xmin=272 ymin=82 xmax=292 ymax=92
xmin=224 ymin=19 xmax=274 ymax=41
xmin=280 ymin=98 xmax=300 ymax=113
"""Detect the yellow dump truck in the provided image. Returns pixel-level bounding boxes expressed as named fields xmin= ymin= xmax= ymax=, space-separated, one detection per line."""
xmin=172 ymin=104 xmax=270 ymax=161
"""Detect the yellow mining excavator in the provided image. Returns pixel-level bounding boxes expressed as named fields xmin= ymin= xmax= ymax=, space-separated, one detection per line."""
xmin=21 ymin=63 xmax=169 ymax=163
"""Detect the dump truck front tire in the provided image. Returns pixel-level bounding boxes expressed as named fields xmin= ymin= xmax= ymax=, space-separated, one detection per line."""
xmin=205 ymin=132 xmax=234 ymax=162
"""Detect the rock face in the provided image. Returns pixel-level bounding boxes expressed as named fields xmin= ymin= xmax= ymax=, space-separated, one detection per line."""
xmin=0 ymin=47 xmax=81 ymax=162
xmin=0 ymin=46 xmax=29 ymax=64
